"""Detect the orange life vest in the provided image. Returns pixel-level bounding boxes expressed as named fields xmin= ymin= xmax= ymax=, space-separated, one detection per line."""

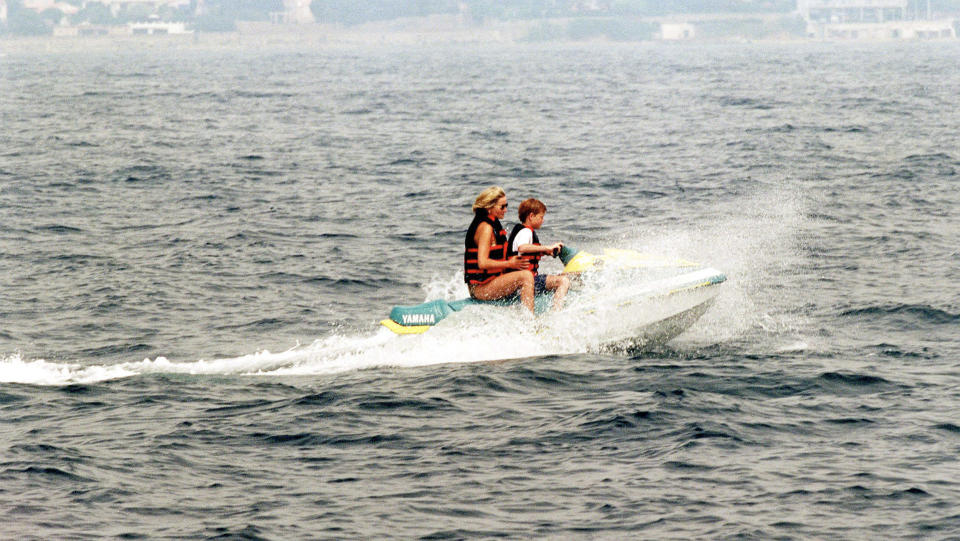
xmin=464 ymin=211 xmax=508 ymax=285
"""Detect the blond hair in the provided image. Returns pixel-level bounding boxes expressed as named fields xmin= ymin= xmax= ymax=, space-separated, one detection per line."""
xmin=472 ymin=186 xmax=506 ymax=212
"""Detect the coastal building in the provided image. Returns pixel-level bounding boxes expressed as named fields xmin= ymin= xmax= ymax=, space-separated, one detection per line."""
xmin=129 ymin=19 xmax=191 ymax=34
xmin=798 ymin=0 xmax=956 ymax=39
xmin=51 ymin=19 xmax=191 ymax=35
xmin=659 ymin=22 xmax=696 ymax=40
xmin=269 ymin=0 xmax=314 ymax=24
xmin=99 ymin=0 xmax=192 ymax=14
xmin=798 ymin=0 xmax=910 ymax=23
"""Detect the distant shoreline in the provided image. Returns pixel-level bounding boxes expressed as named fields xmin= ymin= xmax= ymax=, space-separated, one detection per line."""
xmin=1 ymin=15 xmax=956 ymax=55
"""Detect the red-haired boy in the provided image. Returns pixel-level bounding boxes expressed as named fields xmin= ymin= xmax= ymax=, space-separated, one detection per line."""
xmin=507 ymin=199 xmax=571 ymax=311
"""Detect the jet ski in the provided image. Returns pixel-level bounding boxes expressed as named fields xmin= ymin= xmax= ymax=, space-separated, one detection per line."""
xmin=381 ymin=246 xmax=726 ymax=347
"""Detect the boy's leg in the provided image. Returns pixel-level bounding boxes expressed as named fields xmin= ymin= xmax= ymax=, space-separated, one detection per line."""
xmin=544 ymin=274 xmax=570 ymax=311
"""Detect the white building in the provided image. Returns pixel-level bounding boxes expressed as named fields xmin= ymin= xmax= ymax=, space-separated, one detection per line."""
xmin=799 ymin=0 xmax=955 ymax=39
xmin=270 ymin=0 xmax=314 ymax=24
xmin=130 ymin=19 xmax=192 ymax=34
xmin=659 ymin=22 xmax=696 ymax=40
xmin=798 ymin=0 xmax=910 ymax=23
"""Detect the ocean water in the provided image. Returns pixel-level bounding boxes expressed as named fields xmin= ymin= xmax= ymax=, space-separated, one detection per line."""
xmin=1 ymin=39 xmax=959 ymax=539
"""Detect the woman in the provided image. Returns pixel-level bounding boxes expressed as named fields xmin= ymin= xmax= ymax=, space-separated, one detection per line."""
xmin=464 ymin=186 xmax=535 ymax=313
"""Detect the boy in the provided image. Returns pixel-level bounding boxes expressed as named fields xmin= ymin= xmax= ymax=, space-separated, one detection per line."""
xmin=507 ymin=199 xmax=571 ymax=311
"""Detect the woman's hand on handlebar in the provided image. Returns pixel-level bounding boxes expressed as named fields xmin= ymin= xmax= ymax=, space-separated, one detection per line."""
xmin=506 ymin=256 xmax=529 ymax=270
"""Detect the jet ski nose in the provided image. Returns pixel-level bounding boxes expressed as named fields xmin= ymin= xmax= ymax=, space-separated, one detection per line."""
xmin=558 ymin=245 xmax=580 ymax=265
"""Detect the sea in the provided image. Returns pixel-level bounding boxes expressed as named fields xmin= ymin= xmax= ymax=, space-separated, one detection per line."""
xmin=1 ymin=37 xmax=959 ymax=539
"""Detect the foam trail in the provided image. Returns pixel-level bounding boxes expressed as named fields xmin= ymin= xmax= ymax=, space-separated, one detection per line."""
xmin=0 ymin=311 xmax=552 ymax=385
xmin=0 ymin=348 xmax=313 ymax=386
xmin=0 ymin=354 xmax=110 ymax=386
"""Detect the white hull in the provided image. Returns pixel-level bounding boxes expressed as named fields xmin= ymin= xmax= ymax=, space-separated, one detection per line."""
xmin=564 ymin=266 xmax=726 ymax=351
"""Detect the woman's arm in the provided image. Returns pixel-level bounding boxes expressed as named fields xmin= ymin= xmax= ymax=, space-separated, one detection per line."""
xmin=476 ymin=223 xmax=525 ymax=271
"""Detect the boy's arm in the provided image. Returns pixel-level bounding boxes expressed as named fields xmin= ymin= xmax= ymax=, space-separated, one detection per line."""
xmin=518 ymin=242 xmax=564 ymax=256
xmin=514 ymin=228 xmax=563 ymax=256
xmin=517 ymin=243 xmax=552 ymax=254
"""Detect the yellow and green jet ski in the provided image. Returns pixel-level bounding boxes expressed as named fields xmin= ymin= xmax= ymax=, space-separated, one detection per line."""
xmin=381 ymin=246 xmax=727 ymax=346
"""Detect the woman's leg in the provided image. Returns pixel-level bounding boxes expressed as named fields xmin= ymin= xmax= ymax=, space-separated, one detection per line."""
xmin=471 ymin=271 xmax=535 ymax=313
